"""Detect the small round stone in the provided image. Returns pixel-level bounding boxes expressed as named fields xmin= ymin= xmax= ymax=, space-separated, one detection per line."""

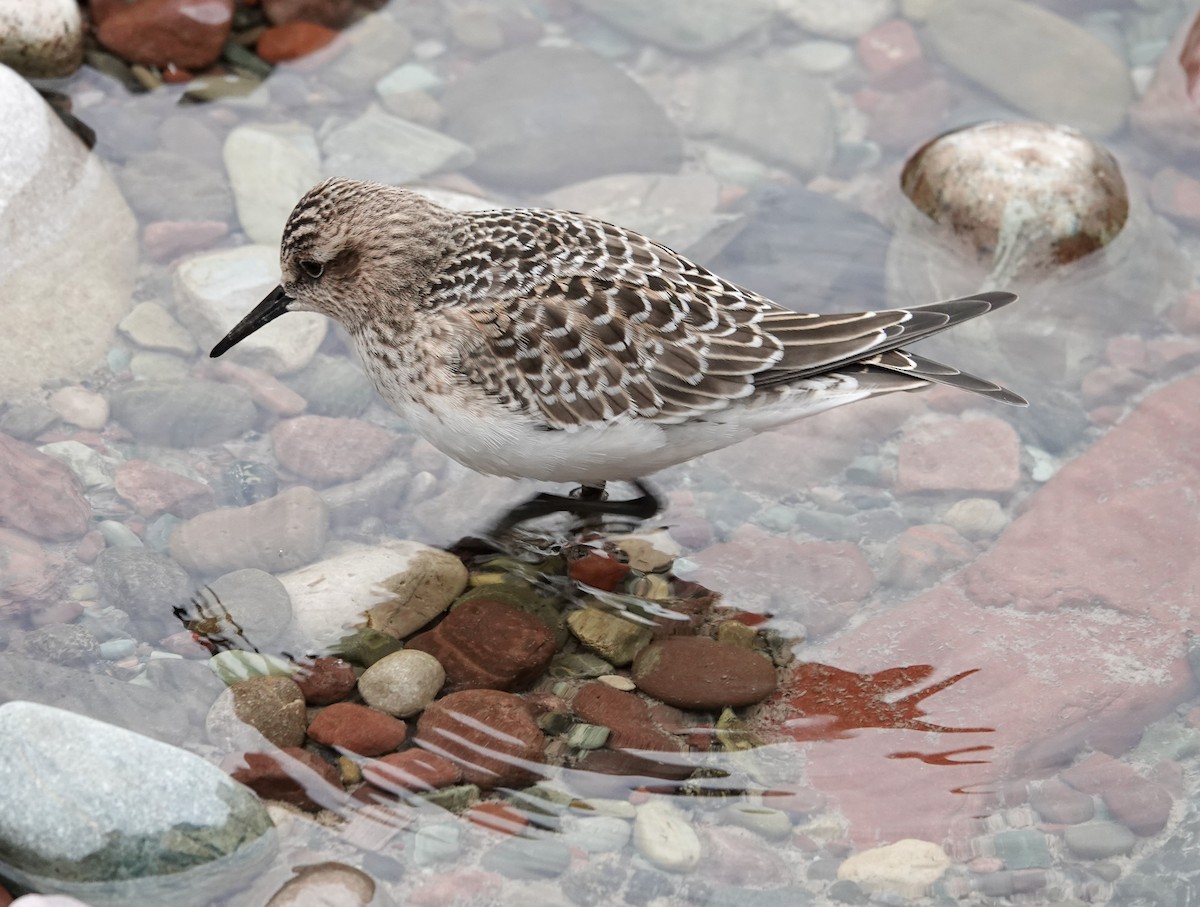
xmin=633 ymin=798 xmax=701 ymax=873
xmin=357 ymin=649 xmax=446 ymax=717
xmin=632 ymin=636 xmax=777 ymax=710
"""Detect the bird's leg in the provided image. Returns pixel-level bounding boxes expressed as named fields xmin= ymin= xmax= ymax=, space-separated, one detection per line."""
xmin=488 ymin=480 xmax=661 ymax=534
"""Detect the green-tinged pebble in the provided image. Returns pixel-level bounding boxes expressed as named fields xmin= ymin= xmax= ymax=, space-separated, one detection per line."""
xmin=548 ymin=652 xmax=614 ymax=679
xmin=209 ymin=650 xmax=297 ymax=685
xmin=98 ymin=638 xmax=137 ymax=661
xmin=565 ymin=722 xmax=610 ymax=750
xmin=329 ymin=627 xmax=404 ymax=666
xmin=413 ymin=823 xmax=460 ymax=865
xmin=420 ymin=784 xmax=480 ymax=813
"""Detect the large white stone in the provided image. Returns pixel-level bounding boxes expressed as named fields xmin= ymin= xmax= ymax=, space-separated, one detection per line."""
xmin=0 ymin=65 xmax=136 ymax=399
xmin=174 ymin=244 xmax=326 ymax=374
xmin=0 ymin=0 xmax=83 ymax=77
xmin=632 ymin=798 xmax=701 ymax=873
xmin=837 ymin=838 xmax=951 ymax=897
xmin=223 ymin=123 xmax=320 ymax=247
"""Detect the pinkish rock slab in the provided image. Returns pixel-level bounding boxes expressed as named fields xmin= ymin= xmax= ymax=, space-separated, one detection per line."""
xmin=0 ymin=433 xmax=91 ymax=540
xmin=114 ymin=459 xmax=214 ymax=519
xmin=895 ymin=416 xmax=1020 ymax=495
xmin=772 ymin=374 xmax=1200 ymax=846
xmin=271 ymin=415 xmax=395 ymax=484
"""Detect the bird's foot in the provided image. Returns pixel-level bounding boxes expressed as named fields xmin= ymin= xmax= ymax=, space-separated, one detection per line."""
xmin=489 ymin=480 xmax=661 ymax=534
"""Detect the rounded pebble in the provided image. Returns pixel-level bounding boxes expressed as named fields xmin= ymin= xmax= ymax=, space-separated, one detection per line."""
xmin=358 ymin=649 xmax=446 ymax=717
xmin=633 ymin=798 xmax=701 ymax=873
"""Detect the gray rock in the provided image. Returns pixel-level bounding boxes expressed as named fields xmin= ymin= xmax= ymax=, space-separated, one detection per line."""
xmin=570 ymin=0 xmax=775 ymax=52
xmin=93 ymin=546 xmax=194 ymax=633
xmin=1114 ymin=795 xmax=1200 ymax=904
xmin=1063 ymin=820 xmax=1136 ymax=859
xmin=443 ymin=47 xmax=682 ymax=192
xmin=14 ymin=624 xmax=99 ymax=666
xmin=109 ymin=380 xmax=257 ymax=447
xmin=777 ymin=0 xmax=894 ymax=39
xmin=0 ymin=65 xmax=136 ymax=399
xmin=223 ymin=123 xmax=321 ymax=247
xmin=322 ymin=459 xmax=411 ymax=529
xmin=129 ymin=351 xmax=192 ymax=382
xmin=688 ymin=56 xmax=835 ymax=178
xmin=118 ymin=301 xmax=198 ymax=355
xmin=318 ymin=12 xmax=413 ymax=95
xmin=0 ymin=403 xmax=58 ymax=440
xmin=320 ymin=107 xmax=474 ymax=184
xmin=990 ymin=829 xmax=1052 ymax=870
xmin=0 ymin=701 xmax=275 ymax=907
xmin=38 ymin=440 xmax=117 ymax=491
xmin=0 ymin=0 xmax=83 ymax=77
xmin=117 ymin=151 xmax=234 ymax=222
xmin=481 ymin=836 xmax=571 ymax=880
xmin=282 ymin=353 xmax=374 ymax=417
xmin=174 ymin=245 xmax=326 ymax=375
xmin=412 ymin=823 xmax=461 ymax=866
xmin=190 ymin=568 xmax=294 ymax=649
xmin=926 ymin=0 xmax=1134 ymax=135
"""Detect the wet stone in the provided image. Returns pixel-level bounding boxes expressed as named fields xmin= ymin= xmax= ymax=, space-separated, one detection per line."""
xmin=97 ymin=0 xmax=233 ymax=70
xmin=192 ymin=568 xmax=293 ymax=649
xmin=990 ymin=829 xmax=1052 ymax=870
xmin=93 ymin=547 xmax=194 ymax=634
xmin=114 ymin=460 xmax=214 ymax=520
xmin=566 ymin=607 xmax=652 ymax=667
xmin=633 ymin=799 xmax=701 ymax=873
xmin=357 ymin=649 xmax=445 ymax=717
xmin=110 ymin=380 xmax=257 ymax=447
xmin=412 ymin=823 xmax=461 ymax=866
xmin=481 ymin=837 xmax=571 ymax=880
xmin=117 ymin=302 xmax=196 ymax=355
xmin=416 ymin=689 xmax=545 ymax=788
xmin=293 ymin=656 xmax=357 ymax=706
xmin=320 ymin=108 xmax=475 ymax=185
xmin=1030 ymin=778 xmax=1095 ymax=825
xmin=118 ymin=151 xmax=234 ymax=223
xmin=943 ymin=497 xmax=1009 ymax=541
xmin=307 ymin=702 xmax=407 ymax=757
xmin=0 ymin=0 xmax=84 ymax=78
xmin=0 ymin=433 xmax=92 ymax=541
xmin=265 ymin=862 xmax=375 ymax=907
xmin=632 ymin=636 xmax=778 ymax=710
xmin=47 ymin=386 xmax=109 ymax=431
xmin=1063 ymin=821 xmax=1136 ymax=859
xmin=224 ymin=747 xmax=343 ymax=813
xmin=14 ymin=624 xmax=99 ymax=666
xmin=561 ymin=815 xmax=632 ymax=855
xmin=281 ymin=353 xmax=375 ymax=418
xmin=212 ymin=675 xmax=307 ymax=750
xmin=271 ymin=415 xmax=395 ymax=485
xmin=363 ymin=749 xmax=462 ymax=794
xmin=895 ymin=417 xmax=1021 ymax=496
xmin=837 ymin=839 xmax=950 ymax=897
xmin=208 ymin=651 xmax=297 ymax=686
xmin=572 ymin=0 xmax=774 ymax=52
xmin=223 ymin=123 xmax=321 ymax=248
xmin=0 ymin=404 xmax=58 ymax=441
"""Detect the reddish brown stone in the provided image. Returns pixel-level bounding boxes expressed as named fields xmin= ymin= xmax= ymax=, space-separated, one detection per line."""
xmin=97 ymin=0 xmax=233 ymax=70
xmin=466 ymin=801 xmax=528 ymax=835
xmin=307 ymin=702 xmax=407 ymax=756
xmin=415 ymin=689 xmax=545 ymax=788
xmin=142 ymin=220 xmax=228 ymax=262
xmin=294 ymin=656 xmax=358 ymax=705
xmin=567 ymin=550 xmax=630 ymax=591
xmin=0 ymin=434 xmax=91 ymax=540
xmin=571 ymin=681 xmax=687 ymax=755
xmin=633 ymin=637 xmax=777 ymax=711
xmin=857 ymin=19 xmax=922 ymax=77
xmin=224 ymin=747 xmax=343 ymax=811
xmin=257 ymin=22 xmax=338 ymax=63
xmin=263 ymin=0 xmax=356 ymax=28
xmin=0 ymin=527 xmax=61 ymax=605
xmin=271 ymin=415 xmax=395 ymax=484
xmin=406 ymin=598 xmax=555 ymax=693
xmin=362 ymin=748 xmax=463 ymax=793
xmin=114 ymin=459 xmax=214 ymax=519
xmin=209 ymin=360 xmax=307 ymax=417
xmin=895 ymin=416 xmax=1020 ymax=495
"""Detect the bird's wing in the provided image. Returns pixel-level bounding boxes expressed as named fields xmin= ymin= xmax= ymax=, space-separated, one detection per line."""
xmin=437 ymin=208 xmax=1015 ymax=428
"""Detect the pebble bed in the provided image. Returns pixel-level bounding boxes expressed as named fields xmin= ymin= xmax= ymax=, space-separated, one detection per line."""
xmin=2 ymin=0 xmax=1200 ymax=905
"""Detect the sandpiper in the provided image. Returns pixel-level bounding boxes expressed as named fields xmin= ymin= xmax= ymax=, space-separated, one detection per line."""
xmin=211 ymin=178 xmax=1025 ymax=519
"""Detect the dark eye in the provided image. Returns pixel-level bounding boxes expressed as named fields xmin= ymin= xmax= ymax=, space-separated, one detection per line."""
xmin=300 ymin=259 xmax=324 ymax=279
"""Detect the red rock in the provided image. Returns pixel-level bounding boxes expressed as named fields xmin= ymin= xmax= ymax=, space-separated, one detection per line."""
xmin=97 ymin=0 xmax=233 ymax=70
xmin=0 ymin=433 xmax=91 ymax=540
xmin=567 ymin=550 xmax=630 ymax=591
xmin=857 ymin=19 xmax=922 ymax=77
xmin=142 ymin=220 xmax=228 ymax=262
xmin=257 ymin=22 xmax=338 ymax=63
xmin=362 ymin=748 xmax=463 ymax=793
xmin=467 ymin=801 xmax=529 ymax=835
xmin=224 ymin=747 xmax=343 ymax=811
xmin=1080 ymin=365 xmax=1144 ymax=408
xmin=779 ymin=374 xmax=1200 ymax=846
xmin=408 ymin=869 xmax=502 ymax=907
xmin=632 ymin=636 xmax=777 ymax=710
xmin=865 ymin=78 xmax=952 ymax=150
xmin=0 ymin=527 xmax=61 ymax=605
xmin=415 ymin=689 xmax=545 ymax=788
xmin=1104 ymin=336 xmax=1149 ymax=373
xmin=307 ymin=702 xmax=407 ymax=756
xmin=1131 ymin=12 xmax=1200 ymax=162
xmin=294 ymin=656 xmax=358 ymax=705
xmin=1060 ymin=753 xmax=1171 ymax=836
xmin=114 ymin=459 xmax=214 ymax=519
xmin=406 ymin=598 xmax=556 ymax=693
xmin=883 ymin=524 xmax=974 ymax=590
xmin=75 ymin=530 xmax=106 ymax=564
xmin=571 ymin=681 xmax=687 ymax=756
xmin=895 ymin=416 xmax=1020 ymax=495
xmin=271 ymin=415 xmax=394 ymax=484
xmin=210 ymin=360 xmax=307 ymax=417
xmin=263 ymin=0 xmax=355 ymax=27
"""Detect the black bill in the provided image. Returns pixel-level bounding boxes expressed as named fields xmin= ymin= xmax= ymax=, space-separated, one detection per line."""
xmin=209 ymin=285 xmax=294 ymax=358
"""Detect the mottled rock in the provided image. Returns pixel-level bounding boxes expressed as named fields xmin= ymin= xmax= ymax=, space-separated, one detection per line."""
xmin=837 ymin=839 xmax=950 ymax=897
xmin=209 ymin=361 xmax=307 ymax=417
xmin=882 ymin=524 xmax=974 ymax=590
xmin=92 ymin=546 xmax=193 ymax=632
xmin=307 ymin=701 xmax=407 ymax=756
xmin=0 ymin=527 xmax=60 ymax=606
xmin=362 ymin=749 xmax=462 ymax=793
xmin=192 ymin=568 xmax=293 ymax=649
xmin=97 ymin=0 xmax=232 ymax=70
xmin=110 ymin=380 xmax=257 ymax=447
xmin=114 ymin=460 xmax=214 ymax=520
xmin=271 ymin=415 xmax=394 ymax=484
xmin=320 ymin=107 xmax=474 ymax=185
xmin=943 ymin=497 xmax=1008 ymax=541
xmin=13 ymin=624 xmax=99 ymax=666
xmin=0 ymin=0 xmax=83 ymax=77
xmin=357 ymin=649 xmax=445 ymax=717
xmin=416 ymin=689 xmax=545 ymax=788
xmin=1130 ymin=13 xmax=1200 ymax=163
xmin=925 ymin=0 xmax=1132 ymax=135
xmin=632 ymin=637 xmax=777 ymax=710
xmin=567 ymin=551 xmax=630 ymax=592
xmin=209 ymin=675 xmax=307 ymax=750
xmin=566 ymin=608 xmax=652 ymax=667
xmin=443 ymin=47 xmax=682 ymax=192
xmin=570 ymin=681 xmax=688 ymax=768
xmin=0 ymin=434 xmax=91 ymax=540
xmin=0 ymin=701 xmax=274 ymax=905
xmin=224 ymin=747 xmax=343 ymax=812
xmin=293 ymin=656 xmax=357 ymax=706
xmin=895 ymin=417 xmax=1020 ymax=495
xmin=407 ymin=598 xmax=556 ymax=692
xmin=169 ymin=486 xmax=329 ymax=575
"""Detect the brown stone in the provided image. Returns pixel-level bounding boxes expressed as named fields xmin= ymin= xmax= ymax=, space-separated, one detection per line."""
xmin=307 ymin=702 xmax=407 ymax=757
xmin=209 ymin=361 xmax=307 ymax=417
xmin=257 ymin=22 xmax=339 ymax=63
xmin=97 ymin=0 xmax=233 ymax=70
xmin=114 ymin=459 xmax=214 ymax=519
xmin=895 ymin=416 xmax=1021 ymax=495
xmin=0 ymin=433 xmax=91 ymax=540
xmin=228 ymin=675 xmax=308 ymax=749
xmin=416 ymin=689 xmax=545 ymax=788
xmin=567 ymin=551 xmax=630 ymax=591
xmin=466 ymin=801 xmax=528 ymax=835
xmin=362 ymin=748 xmax=463 ymax=793
xmin=406 ymin=598 xmax=556 ymax=692
xmin=271 ymin=415 xmax=395 ymax=484
xmin=632 ymin=637 xmax=778 ymax=710
xmin=224 ymin=747 xmax=343 ymax=811
xmin=570 ymin=681 xmax=688 ymax=761
xmin=262 ymin=0 xmax=356 ymax=28
xmin=294 ymin=656 xmax=358 ymax=706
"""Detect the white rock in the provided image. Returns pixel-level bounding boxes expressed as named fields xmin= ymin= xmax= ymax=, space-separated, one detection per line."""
xmin=561 ymin=815 xmax=632 ymax=854
xmin=118 ymin=301 xmax=198 ymax=355
xmin=632 ymin=799 xmax=701 ymax=873
xmin=48 ymin=386 xmax=110 ymax=430
xmin=777 ymin=0 xmax=895 ymax=39
xmin=174 ymin=245 xmax=326 ymax=374
xmin=376 ymin=62 xmax=442 ymax=98
xmin=223 ymin=123 xmax=321 ymax=247
xmin=279 ymin=540 xmax=467 ymax=650
xmin=0 ymin=0 xmax=83 ymax=77
xmin=790 ymin=40 xmax=855 ymax=74
xmin=0 ymin=65 xmax=135 ymax=400
xmin=837 ymin=838 xmax=951 ymax=897
xmin=358 ymin=649 xmax=445 ymax=717
xmin=320 ymin=106 xmax=475 ymax=184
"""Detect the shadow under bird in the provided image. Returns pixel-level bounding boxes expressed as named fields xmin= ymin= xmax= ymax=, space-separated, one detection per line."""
xmin=211 ymin=178 xmax=1026 ymax=521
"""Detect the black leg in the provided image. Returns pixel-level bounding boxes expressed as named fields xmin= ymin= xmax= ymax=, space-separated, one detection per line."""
xmin=488 ymin=480 xmax=662 ymax=533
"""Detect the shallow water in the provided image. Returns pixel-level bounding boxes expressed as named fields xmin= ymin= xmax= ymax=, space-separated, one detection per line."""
xmin=5 ymin=0 xmax=1200 ymax=904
